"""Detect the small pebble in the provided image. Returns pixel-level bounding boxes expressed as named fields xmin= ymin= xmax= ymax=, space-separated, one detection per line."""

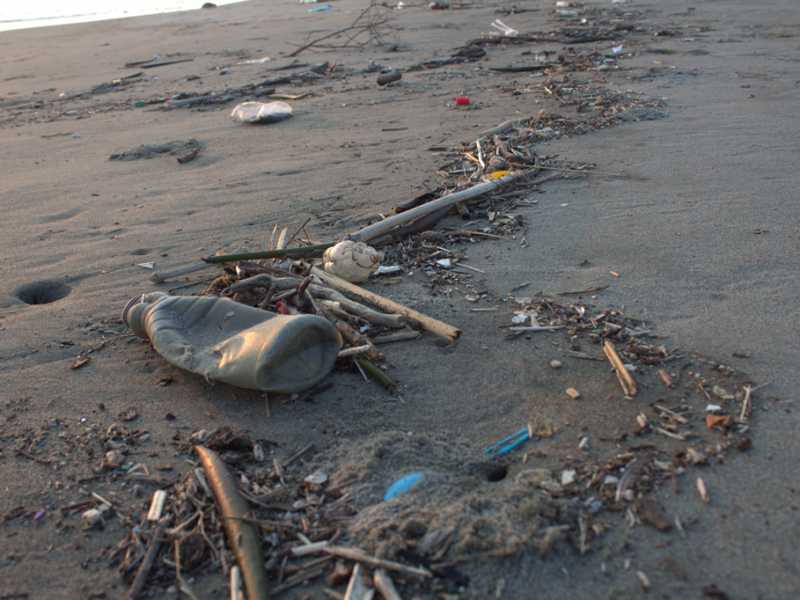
xmin=82 ymin=508 xmax=103 ymax=527
xmin=377 ymin=71 xmax=402 ymax=86
xmin=105 ymin=450 xmax=125 ymax=468
xmin=566 ymin=387 xmax=581 ymax=399
xmin=253 ymin=443 xmax=265 ymax=462
xmin=550 ymin=360 xmax=562 ymax=369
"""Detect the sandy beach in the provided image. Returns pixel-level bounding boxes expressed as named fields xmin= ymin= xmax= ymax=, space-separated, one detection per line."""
xmin=1 ymin=0 xmax=799 ymax=598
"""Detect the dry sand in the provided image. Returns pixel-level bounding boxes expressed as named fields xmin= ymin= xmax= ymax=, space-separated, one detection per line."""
xmin=1 ymin=0 xmax=799 ymax=598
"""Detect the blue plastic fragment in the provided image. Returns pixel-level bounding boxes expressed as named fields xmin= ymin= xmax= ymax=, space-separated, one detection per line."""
xmin=384 ymin=472 xmax=423 ymax=501
xmin=309 ymin=5 xmax=331 ymax=12
xmin=588 ymin=499 xmax=604 ymax=514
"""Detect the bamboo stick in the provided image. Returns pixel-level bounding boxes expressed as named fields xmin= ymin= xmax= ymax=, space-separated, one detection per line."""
xmin=197 ymin=446 xmax=270 ymax=600
xmin=350 ymin=169 xmax=539 ymax=243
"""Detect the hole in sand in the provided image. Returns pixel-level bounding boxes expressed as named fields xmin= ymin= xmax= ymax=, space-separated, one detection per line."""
xmin=471 ymin=463 xmax=508 ymax=483
xmin=14 ymin=280 xmax=72 ymax=305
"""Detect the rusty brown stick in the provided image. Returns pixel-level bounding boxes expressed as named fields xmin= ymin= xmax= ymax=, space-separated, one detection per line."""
xmin=125 ymin=518 xmax=170 ymax=600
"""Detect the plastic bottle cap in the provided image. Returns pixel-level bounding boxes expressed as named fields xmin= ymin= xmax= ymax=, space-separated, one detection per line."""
xmin=455 ymin=97 xmax=470 ymax=105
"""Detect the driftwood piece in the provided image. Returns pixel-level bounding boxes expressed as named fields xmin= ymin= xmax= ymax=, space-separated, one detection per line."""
xmin=319 ymin=307 xmax=385 ymax=362
xmin=311 ymin=267 xmax=461 ymax=342
xmin=603 ymin=340 xmax=637 ymax=396
xmin=371 ymin=330 xmax=421 ymax=344
xmin=228 ymin=274 xmax=407 ymax=329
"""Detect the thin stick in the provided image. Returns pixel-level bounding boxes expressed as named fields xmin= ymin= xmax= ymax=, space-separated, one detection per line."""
xmin=15 ymin=448 xmax=51 ymax=465
xmin=282 ymin=442 xmax=315 ymax=468
xmin=323 ymin=545 xmax=432 ymax=579
xmin=285 ymin=218 xmax=312 ymax=248
xmin=507 ymin=162 xmax=630 ymax=177
xmin=151 ymin=263 xmax=215 ymax=283
xmin=653 ymin=404 xmax=689 ymax=424
xmin=353 ymin=358 xmax=369 ymax=382
xmin=270 ymin=567 xmax=326 ymax=596
xmin=354 ymin=356 xmax=393 ymax=390
xmin=740 ymin=385 xmax=753 ymax=423
xmin=125 ymin=518 xmax=170 ymax=600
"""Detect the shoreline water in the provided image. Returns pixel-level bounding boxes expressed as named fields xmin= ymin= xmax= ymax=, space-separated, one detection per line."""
xmin=0 ymin=0 xmax=245 ymax=32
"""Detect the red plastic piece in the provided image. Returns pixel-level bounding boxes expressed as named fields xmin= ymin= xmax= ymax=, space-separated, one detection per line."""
xmin=274 ymin=301 xmax=289 ymax=315
xmin=455 ymin=97 xmax=470 ymax=105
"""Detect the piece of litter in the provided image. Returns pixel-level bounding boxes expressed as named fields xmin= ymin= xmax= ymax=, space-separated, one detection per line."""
xmin=490 ymin=19 xmax=518 ymax=36
xmin=137 ymin=262 xmax=155 ymax=270
xmin=706 ymin=404 xmax=722 ymax=412
xmin=147 ymin=489 xmax=167 ymax=521
xmin=697 ymin=477 xmax=709 ymax=503
xmin=712 ymin=385 xmax=735 ymax=400
xmin=566 ymin=388 xmax=581 ymax=399
xmin=384 ymin=472 xmax=423 ymax=501
xmin=482 ymin=427 xmax=531 ymax=458
xmin=561 ymin=470 xmax=576 ymax=486
xmin=231 ymin=101 xmax=292 ymax=123
xmin=373 ymin=265 xmax=402 ymax=275
xmin=613 ymin=45 xmax=624 ymax=53
xmin=436 ymin=259 xmax=453 ymax=269
xmin=236 ymin=57 xmax=270 ymax=65
xmin=635 ymin=571 xmax=651 ymax=590
xmin=304 ymin=471 xmax=328 ymax=485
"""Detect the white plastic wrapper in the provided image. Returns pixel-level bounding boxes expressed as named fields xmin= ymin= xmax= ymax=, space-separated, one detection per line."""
xmin=322 ymin=241 xmax=384 ymax=283
xmin=231 ymin=101 xmax=292 ymax=123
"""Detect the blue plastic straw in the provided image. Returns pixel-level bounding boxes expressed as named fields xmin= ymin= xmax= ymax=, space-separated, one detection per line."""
xmin=481 ymin=427 xmax=531 ymax=458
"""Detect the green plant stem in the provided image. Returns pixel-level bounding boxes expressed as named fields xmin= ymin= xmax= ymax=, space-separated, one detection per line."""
xmin=204 ymin=243 xmax=335 ymax=264
xmin=355 ymin=355 xmax=394 ymax=390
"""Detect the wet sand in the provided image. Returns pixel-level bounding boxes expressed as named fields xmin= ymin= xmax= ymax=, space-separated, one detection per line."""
xmin=1 ymin=1 xmax=799 ymax=598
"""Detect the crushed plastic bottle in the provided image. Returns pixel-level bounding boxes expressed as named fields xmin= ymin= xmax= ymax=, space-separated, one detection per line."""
xmin=123 ymin=292 xmax=341 ymax=393
xmin=231 ymin=101 xmax=292 ymax=123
